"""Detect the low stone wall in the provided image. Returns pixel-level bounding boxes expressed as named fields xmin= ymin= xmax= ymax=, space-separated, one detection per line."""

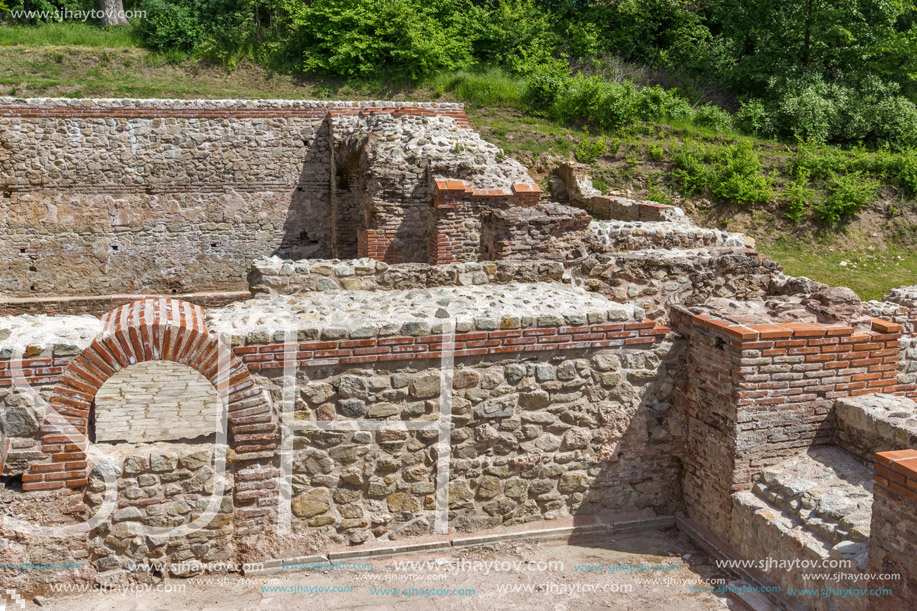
xmin=729 ymin=489 xmax=870 ymax=611
xmin=590 ymin=221 xmax=745 ymax=251
xmin=480 ymin=203 xmax=594 ymax=261
xmin=86 ymin=444 xmax=234 ymax=579
xmin=266 ymin=344 xmax=684 ymax=544
xmin=248 ymin=257 xmax=565 ymax=297
xmin=835 ymin=394 xmax=917 ymax=462
xmin=569 ymin=249 xmax=780 ymax=321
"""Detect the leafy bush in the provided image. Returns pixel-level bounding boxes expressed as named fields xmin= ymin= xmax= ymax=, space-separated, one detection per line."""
xmin=287 ymin=0 xmax=473 ymax=80
xmin=521 ymin=60 xmax=569 ymax=112
xmin=772 ymin=77 xmax=843 ymax=143
xmin=735 ymin=99 xmax=772 ymax=137
xmin=782 ymin=174 xmax=816 ymax=223
xmin=136 ymin=0 xmax=204 ymax=52
xmin=870 ymin=96 xmax=917 ymax=151
xmin=574 ymin=135 xmax=607 ymax=163
xmin=815 ymin=171 xmax=879 ymax=224
xmin=646 ymin=143 xmax=665 ymax=161
xmin=710 ymin=142 xmax=773 ymax=203
xmin=470 ymin=0 xmax=559 ymax=74
xmin=788 ymin=142 xmax=850 ymax=181
xmin=526 ymin=71 xmax=694 ymax=132
xmin=693 ymin=104 xmax=733 ymax=131
xmin=635 ymin=85 xmax=693 ymax=122
xmin=671 ymin=146 xmax=710 ymax=195
xmin=564 ymin=20 xmax=602 ymax=58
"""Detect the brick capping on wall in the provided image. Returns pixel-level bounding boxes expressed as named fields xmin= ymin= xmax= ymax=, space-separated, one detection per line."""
xmin=0 ymin=98 xmax=471 ymax=128
xmin=21 ymin=298 xmax=276 ymax=496
xmin=869 ymin=449 xmax=917 ymax=610
xmin=873 ymin=449 xmax=917 ymax=502
xmin=432 ymin=180 xmax=542 ymax=205
xmin=232 ymin=318 xmax=671 ymax=370
xmin=430 ymin=180 xmax=543 ymax=264
xmin=672 ymin=305 xmax=904 ymax=536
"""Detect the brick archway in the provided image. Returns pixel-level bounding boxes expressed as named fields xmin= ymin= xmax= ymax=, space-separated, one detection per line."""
xmin=25 ymin=298 xmax=274 ymax=491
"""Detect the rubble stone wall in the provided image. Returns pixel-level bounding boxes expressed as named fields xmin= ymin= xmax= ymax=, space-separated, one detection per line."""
xmin=835 ymin=394 xmax=917 ymax=462
xmin=570 ymin=250 xmax=780 ymax=321
xmin=480 ymin=203 xmax=594 ymax=261
xmin=248 ymin=257 xmax=565 ymax=297
xmin=85 ymin=445 xmax=234 ymax=578
xmin=244 ymin=334 xmax=684 ymax=545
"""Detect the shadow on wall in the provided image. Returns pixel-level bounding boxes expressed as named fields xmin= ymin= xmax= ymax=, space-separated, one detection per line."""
xmin=572 ymin=342 xmax=686 ymax=527
xmin=274 ymin=115 xmax=436 ymax=265
xmin=274 ymin=117 xmax=332 ymax=261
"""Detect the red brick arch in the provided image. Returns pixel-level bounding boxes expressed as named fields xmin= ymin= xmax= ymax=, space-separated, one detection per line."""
xmin=24 ymin=298 xmax=274 ymax=491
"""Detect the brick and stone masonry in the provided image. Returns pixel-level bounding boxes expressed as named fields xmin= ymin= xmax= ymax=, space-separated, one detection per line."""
xmin=869 ymin=449 xmax=917 ymax=610
xmin=671 ymin=306 xmax=902 ymax=536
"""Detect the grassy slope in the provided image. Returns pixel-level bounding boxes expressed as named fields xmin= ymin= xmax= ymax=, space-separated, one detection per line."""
xmin=1 ymin=27 xmax=914 ymax=300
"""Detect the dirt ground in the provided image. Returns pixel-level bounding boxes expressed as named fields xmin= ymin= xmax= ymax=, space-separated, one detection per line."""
xmin=20 ymin=528 xmax=763 ymax=611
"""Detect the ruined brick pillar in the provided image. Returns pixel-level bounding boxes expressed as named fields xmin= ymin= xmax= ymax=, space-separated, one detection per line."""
xmin=671 ymin=306 xmax=902 ymax=535
xmin=869 ymin=449 xmax=917 ymax=609
xmin=430 ymin=180 xmax=469 ymax=264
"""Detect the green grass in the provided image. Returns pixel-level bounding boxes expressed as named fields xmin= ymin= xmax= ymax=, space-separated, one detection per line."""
xmin=760 ymin=239 xmax=917 ymax=301
xmin=0 ymin=22 xmax=142 ymax=47
xmin=427 ymin=68 xmax=524 ymax=108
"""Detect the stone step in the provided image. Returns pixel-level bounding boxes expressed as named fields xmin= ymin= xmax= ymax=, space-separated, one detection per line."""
xmin=751 ymin=446 xmax=873 ymax=550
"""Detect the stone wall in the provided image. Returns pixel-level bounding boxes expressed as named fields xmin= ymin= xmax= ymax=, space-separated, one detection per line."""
xmin=248 ymin=257 xmax=565 ymax=297
xmin=480 ymin=203 xmax=594 ymax=261
xmin=249 ymin=338 xmax=683 ymax=545
xmin=835 ymin=394 xmax=917 ymax=462
xmin=94 ymin=361 xmax=220 ymax=443
xmin=85 ymin=444 xmax=234 ymax=579
xmin=569 ymin=249 xmax=780 ymax=321
xmin=590 ymin=221 xmax=745 ymax=251
xmin=0 ymin=98 xmax=541 ymax=301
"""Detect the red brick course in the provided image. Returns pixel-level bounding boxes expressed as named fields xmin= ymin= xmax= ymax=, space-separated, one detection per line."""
xmin=233 ymin=320 xmax=670 ymax=369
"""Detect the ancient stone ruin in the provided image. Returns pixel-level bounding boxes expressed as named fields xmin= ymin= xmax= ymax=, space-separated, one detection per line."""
xmin=0 ymin=97 xmax=915 ymax=609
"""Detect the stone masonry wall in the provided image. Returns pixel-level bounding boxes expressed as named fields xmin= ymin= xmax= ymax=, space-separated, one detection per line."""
xmin=93 ymin=361 xmax=220 ymax=444
xmin=85 ymin=444 xmax=234 ymax=579
xmin=248 ymin=257 xmax=565 ymax=297
xmin=251 ymin=341 xmax=683 ymax=545
xmin=1 ymin=98 xmax=542 ymax=300
xmin=835 ymin=394 xmax=917 ymax=462
xmin=480 ymin=203 xmax=594 ymax=261
xmin=570 ymin=249 xmax=780 ymax=321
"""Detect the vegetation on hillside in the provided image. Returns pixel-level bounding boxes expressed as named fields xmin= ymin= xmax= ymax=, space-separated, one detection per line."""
xmin=1 ymin=2 xmax=916 ymax=298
